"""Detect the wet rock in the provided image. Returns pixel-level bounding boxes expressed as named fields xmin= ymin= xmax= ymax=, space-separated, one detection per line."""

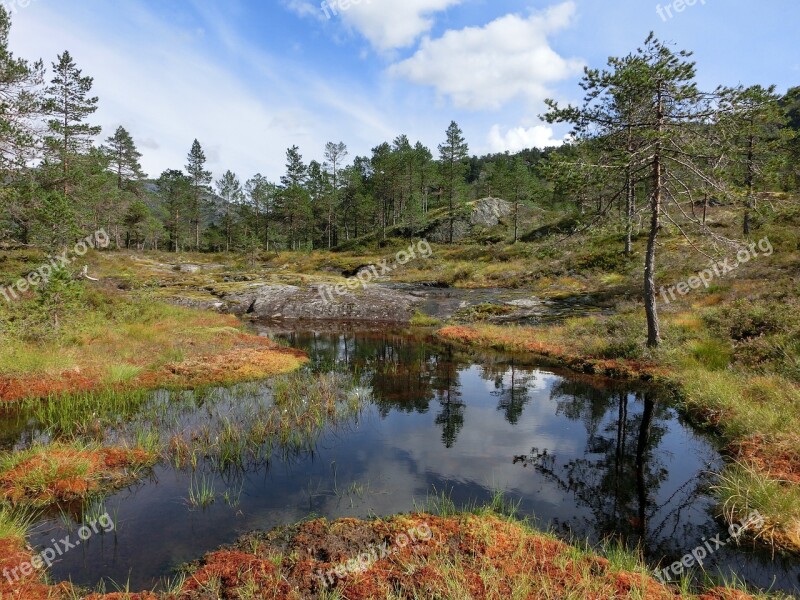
xmin=169 ymin=297 xmax=228 ymax=312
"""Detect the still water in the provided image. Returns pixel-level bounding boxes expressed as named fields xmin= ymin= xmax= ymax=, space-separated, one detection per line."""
xmin=14 ymin=327 xmax=800 ymax=595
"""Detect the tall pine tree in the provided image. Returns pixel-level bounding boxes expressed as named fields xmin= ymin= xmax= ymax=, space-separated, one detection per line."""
xmin=44 ymin=51 xmax=101 ymax=201
xmin=438 ymin=121 xmax=469 ymax=244
xmin=186 ymin=139 xmax=211 ymax=250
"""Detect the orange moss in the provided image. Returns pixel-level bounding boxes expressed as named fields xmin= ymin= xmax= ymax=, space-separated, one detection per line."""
xmin=0 ymin=500 xmax=762 ymax=599
xmin=729 ymin=436 xmax=800 ymax=484
xmin=0 ymin=446 xmax=155 ymax=506
xmin=0 ymin=536 xmax=71 ymax=600
xmin=161 ymin=342 xmax=307 ymax=388
xmin=131 ymin=513 xmax=755 ymax=600
xmin=0 ymin=371 xmax=97 ymax=404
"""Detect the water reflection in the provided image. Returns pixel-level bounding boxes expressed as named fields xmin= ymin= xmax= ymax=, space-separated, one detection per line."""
xmin=2 ymin=327 xmax=796 ymax=595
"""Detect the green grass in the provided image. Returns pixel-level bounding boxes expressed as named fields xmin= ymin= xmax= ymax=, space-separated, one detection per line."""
xmin=410 ymin=310 xmax=442 ymax=327
xmin=0 ymin=504 xmax=34 ymax=542
xmin=712 ymin=463 xmax=800 ymax=549
xmin=103 ymin=363 xmax=144 ymax=385
xmin=188 ymin=473 xmax=216 ymax=509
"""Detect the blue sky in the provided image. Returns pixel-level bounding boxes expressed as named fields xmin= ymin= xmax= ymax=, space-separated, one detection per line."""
xmin=8 ymin=0 xmax=800 ymax=181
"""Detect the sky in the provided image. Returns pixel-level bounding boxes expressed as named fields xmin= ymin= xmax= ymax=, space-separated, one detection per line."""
xmin=7 ymin=0 xmax=800 ymax=182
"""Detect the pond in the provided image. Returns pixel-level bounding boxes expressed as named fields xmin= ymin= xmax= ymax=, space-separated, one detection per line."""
xmin=8 ymin=326 xmax=800 ymax=595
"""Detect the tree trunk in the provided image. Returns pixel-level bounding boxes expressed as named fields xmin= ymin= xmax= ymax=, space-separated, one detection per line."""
xmin=625 ymin=128 xmax=635 ymax=255
xmin=644 ymin=92 xmax=664 ymax=348
xmin=744 ymin=131 xmax=755 ymax=235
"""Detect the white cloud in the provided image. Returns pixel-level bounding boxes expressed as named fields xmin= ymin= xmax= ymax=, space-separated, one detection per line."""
xmin=389 ymin=2 xmax=583 ymax=110
xmin=338 ymin=0 xmax=464 ymax=50
xmin=285 ymin=0 xmax=464 ymax=50
xmin=488 ymin=124 xmax=566 ymax=153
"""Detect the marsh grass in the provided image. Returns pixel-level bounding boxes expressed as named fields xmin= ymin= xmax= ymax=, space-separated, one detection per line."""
xmin=712 ymin=463 xmax=800 ymax=549
xmin=103 ymin=363 xmax=144 ymax=385
xmin=0 ymin=504 xmax=35 ymax=541
xmin=409 ymin=310 xmax=442 ymax=327
xmin=20 ymin=372 xmax=373 ymax=480
xmin=188 ymin=473 xmax=216 ymax=509
xmin=0 ymin=441 xmax=155 ymax=507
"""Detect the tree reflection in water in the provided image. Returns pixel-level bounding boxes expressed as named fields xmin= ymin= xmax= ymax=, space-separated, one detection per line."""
xmin=514 ymin=381 xmax=712 ymax=559
xmin=269 ymin=327 xmax=712 ymax=557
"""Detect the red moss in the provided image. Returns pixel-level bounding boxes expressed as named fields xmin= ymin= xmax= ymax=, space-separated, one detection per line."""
xmin=148 ymin=513 xmax=748 ymax=599
xmin=0 ymin=446 xmax=154 ymax=505
xmin=0 ymin=537 xmax=72 ymax=600
xmin=729 ymin=436 xmax=800 ymax=483
xmin=0 ymin=371 xmax=96 ymax=403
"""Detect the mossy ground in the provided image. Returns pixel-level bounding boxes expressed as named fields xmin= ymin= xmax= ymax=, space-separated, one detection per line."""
xmin=0 ymin=443 xmax=155 ymax=507
xmin=74 ymin=509 xmax=780 ymax=599
xmin=0 ymin=260 xmax=307 ymax=401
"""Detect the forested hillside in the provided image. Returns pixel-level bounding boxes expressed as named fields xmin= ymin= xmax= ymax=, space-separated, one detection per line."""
xmin=2 ymin=6 xmax=797 ymax=260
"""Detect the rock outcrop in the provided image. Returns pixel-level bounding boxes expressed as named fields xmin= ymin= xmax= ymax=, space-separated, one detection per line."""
xmin=222 ymin=284 xmax=423 ymax=322
xmin=428 ymin=197 xmax=513 ymax=243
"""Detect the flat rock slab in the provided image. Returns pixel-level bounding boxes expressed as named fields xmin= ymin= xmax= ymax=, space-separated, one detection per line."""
xmin=223 ymin=284 xmax=423 ymax=322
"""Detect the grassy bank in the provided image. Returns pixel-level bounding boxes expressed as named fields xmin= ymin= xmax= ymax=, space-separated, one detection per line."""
xmin=0 ymin=253 xmax=307 ymax=402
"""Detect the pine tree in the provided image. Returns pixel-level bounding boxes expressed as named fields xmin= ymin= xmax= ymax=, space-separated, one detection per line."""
xmin=508 ymin=157 xmax=534 ymax=243
xmin=278 ymin=145 xmax=310 ymax=250
xmin=780 ymin=87 xmax=800 ymax=190
xmin=103 ymin=126 xmax=145 ymax=189
xmin=101 ymin=126 xmax=146 ymax=247
xmin=413 ymin=142 xmax=434 ymax=214
xmin=323 ymin=141 xmax=348 ymax=248
xmin=158 ymin=169 xmax=190 ymax=252
xmin=245 ymin=174 xmax=276 ymax=251
xmin=44 ymin=51 xmax=101 ymax=201
xmin=719 ymin=85 xmax=788 ymax=234
xmin=438 ymin=121 xmax=469 ymax=244
xmin=546 ymin=34 xmax=733 ymax=347
xmin=186 ymin=139 xmax=211 ymax=250
xmin=216 ymin=170 xmax=242 ymax=252
xmin=0 ymin=6 xmax=44 ymax=174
